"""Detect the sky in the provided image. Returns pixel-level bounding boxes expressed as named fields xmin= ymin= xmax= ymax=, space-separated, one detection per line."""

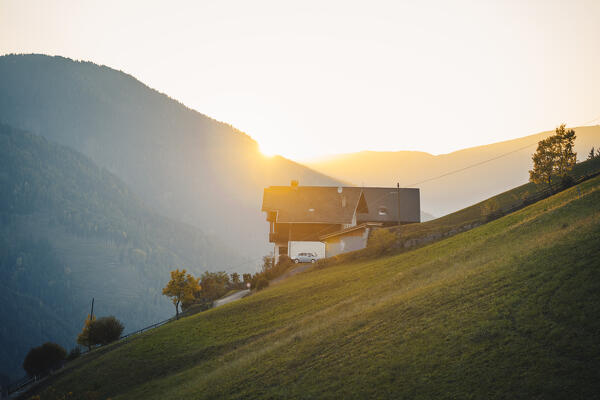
xmin=1 ymin=0 xmax=600 ymax=160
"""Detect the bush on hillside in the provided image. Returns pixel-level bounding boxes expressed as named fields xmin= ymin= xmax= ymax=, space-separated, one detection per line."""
xmin=480 ymin=198 xmax=501 ymax=221
xmin=92 ymin=316 xmax=125 ymax=345
xmin=367 ymin=229 xmax=397 ymax=256
xmin=251 ymin=254 xmax=295 ymax=287
xmin=23 ymin=342 xmax=67 ymax=377
xmin=198 ymin=271 xmax=230 ymax=303
xmin=255 ymin=277 xmax=269 ymax=291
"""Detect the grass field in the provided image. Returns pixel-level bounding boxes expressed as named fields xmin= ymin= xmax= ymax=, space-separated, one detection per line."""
xmin=32 ymin=175 xmax=600 ymax=399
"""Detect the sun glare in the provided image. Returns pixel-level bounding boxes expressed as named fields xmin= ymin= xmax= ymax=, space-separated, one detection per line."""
xmin=259 ymin=143 xmax=277 ymax=157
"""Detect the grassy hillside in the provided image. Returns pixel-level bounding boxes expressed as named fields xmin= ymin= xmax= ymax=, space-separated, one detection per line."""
xmin=304 ymin=125 xmax=600 ymax=217
xmin=0 ymin=54 xmax=343 ymax=261
xmin=31 ymin=174 xmax=600 ymax=399
xmin=392 ymin=156 xmax=600 ymax=243
xmin=0 ymin=124 xmax=240 ymax=379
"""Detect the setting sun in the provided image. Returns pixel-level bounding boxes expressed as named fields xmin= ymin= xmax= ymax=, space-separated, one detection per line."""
xmin=259 ymin=143 xmax=278 ymax=157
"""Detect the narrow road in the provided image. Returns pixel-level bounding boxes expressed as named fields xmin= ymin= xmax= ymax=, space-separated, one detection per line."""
xmin=270 ymin=263 xmax=315 ymax=285
xmin=213 ymin=289 xmax=250 ymax=308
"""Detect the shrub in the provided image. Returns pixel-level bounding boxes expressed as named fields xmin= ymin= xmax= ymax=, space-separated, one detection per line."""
xmin=23 ymin=342 xmax=67 ymax=377
xmin=480 ymin=198 xmax=500 ymax=217
xmin=255 ymin=277 xmax=269 ymax=291
xmin=67 ymin=347 xmax=81 ymax=361
xmin=92 ymin=316 xmax=125 ymax=345
xmin=367 ymin=229 xmax=397 ymax=256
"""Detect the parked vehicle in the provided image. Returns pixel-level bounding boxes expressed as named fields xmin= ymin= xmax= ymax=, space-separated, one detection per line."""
xmin=293 ymin=252 xmax=318 ymax=263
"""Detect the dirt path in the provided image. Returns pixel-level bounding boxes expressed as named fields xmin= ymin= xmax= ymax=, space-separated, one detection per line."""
xmin=270 ymin=263 xmax=315 ymax=285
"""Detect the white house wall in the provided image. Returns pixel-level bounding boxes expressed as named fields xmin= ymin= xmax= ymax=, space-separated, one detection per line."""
xmin=325 ymin=228 xmax=370 ymax=258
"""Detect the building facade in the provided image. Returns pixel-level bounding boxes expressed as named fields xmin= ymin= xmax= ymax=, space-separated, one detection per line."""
xmin=262 ymin=181 xmax=420 ymax=261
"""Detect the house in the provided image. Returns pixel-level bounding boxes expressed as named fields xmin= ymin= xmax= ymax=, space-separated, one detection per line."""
xmin=261 ymin=181 xmax=420 ymax=261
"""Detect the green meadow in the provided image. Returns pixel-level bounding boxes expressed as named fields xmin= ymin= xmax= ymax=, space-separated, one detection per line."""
xmin=34 ymin=175 xmax=600 ymax=399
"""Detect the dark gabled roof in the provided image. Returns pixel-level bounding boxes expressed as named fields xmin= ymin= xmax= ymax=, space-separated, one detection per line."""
xmin=261 ymin=186 xmax=365 ymax=224
xmin=357 ymin=187 xmax=421 ymax=223
xmin=262 ymin=185 xmax=420 ymax=225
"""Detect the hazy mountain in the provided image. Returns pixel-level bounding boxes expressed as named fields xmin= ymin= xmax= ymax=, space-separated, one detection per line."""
xmin=304 ymin=126 xmax=600 ymax=217
xmin=0 ymin=54 xmax=342 ymax=265
xmin=0 ymin=123 xmax=241 ymax=379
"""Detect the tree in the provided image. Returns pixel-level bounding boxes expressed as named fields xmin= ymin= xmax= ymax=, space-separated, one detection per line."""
xmin=162 ymin=269 xmax=201 ymax=319
xmin=261 ymin=255 xmax=275 ymax=273
xmin=77 ymin=314 xmax=96 ymax=351
xmin=77 ymin=315 xmax=124 ymax=347
xmin=23 ymin=342 xmax=67 ymax=377
xmin=242 ymin=273 xmax=252 ymax=284
xmin=589 ymin=147 xmax=596 ymax=160
xmin=199 ymin=271 xmax=230 ymax=302
xmin=529 ymin=124 xmax=577 ymax=191
xmin=92 ymin=316 xmax=125 ymax=345
xmin=553 ymin=124 xmax=577 ymax=177
xmin=230 ymin=272 xmax=240 ymax=285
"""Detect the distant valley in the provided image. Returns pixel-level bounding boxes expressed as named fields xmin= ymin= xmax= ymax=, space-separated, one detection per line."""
xmin=0 ymin=123 xmax=242 ymax=379
xmin=304 ymin=126 xmax=600 ymax=218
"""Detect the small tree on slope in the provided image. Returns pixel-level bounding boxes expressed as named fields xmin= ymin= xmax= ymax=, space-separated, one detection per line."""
xmin=162 ymin=269 xmax=201 ymax=319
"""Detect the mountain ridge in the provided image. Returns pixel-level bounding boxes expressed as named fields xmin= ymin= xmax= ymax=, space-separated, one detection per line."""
xmin=304 ymin=125 xmax=600 ymax=216
xmin=0 ymin=54 xmax=343 ymax=263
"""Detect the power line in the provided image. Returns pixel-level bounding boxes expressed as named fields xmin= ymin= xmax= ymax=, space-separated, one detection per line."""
xmin=406 ymin=141 xmax=539 ymax=187
xmin=580 ymin=113 xmax=600 ymax=126
xmin=252 ymin=135 xmax=562 ymax=263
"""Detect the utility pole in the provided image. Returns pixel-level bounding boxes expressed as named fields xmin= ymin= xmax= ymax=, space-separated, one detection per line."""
xmin=88 ymin=298 xmax=94 ymax=351
xmin=397 ymin=183 xmax=401 ymax=226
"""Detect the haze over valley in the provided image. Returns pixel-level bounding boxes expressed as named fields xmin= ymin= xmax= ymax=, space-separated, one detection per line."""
xmin=1 ymin=1 xmax=600 ymax=392
xmin=305 ymin=126 xmax=600 ymax=218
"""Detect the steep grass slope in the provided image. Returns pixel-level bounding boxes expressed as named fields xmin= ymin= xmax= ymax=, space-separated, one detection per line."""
xmin=34 ymin=176 xmax=600 ymax=399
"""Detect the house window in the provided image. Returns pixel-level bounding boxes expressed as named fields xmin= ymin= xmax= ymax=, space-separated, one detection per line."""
xmin=378 ymin=206 xmax=388 ymax=216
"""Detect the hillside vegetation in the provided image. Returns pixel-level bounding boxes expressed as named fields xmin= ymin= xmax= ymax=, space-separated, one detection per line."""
xmin=305 ymin=125 xmax=600 ymax=217
xmin=391 ymin=156 xmax=600 ymax=245
xmin=0 ymin=124 xmax=237 ymax=379
xmin=32 ymin=175 xmax=600 ymax=399
xmin=0 ymin=54 xmax=342 ymax=261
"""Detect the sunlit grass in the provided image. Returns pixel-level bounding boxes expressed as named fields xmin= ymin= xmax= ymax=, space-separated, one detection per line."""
xmin=35 ymin=176 xmax=600 ymax=399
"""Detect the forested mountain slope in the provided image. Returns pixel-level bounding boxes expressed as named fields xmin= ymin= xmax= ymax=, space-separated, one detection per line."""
xmin=0 ymin=54 xmax=342 ymax=261
xmin=0 ymin=124 xmax=237 ymax=379
xmin=305 ymin=125 xmax=600 ymax=217
xmin=30 ymin=174 xmax=600 ymax=399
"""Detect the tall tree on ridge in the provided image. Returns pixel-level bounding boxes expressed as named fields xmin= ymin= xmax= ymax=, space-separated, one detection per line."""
xmin=529 ymin=124 xmax=576 ymax=191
